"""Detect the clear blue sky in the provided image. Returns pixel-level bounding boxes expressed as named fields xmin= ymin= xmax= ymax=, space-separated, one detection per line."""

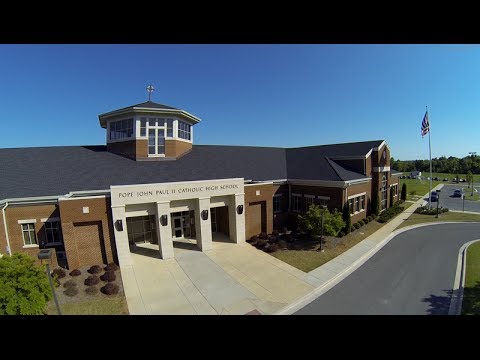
xmin=1 ymin=44 xmax=479 ymax=160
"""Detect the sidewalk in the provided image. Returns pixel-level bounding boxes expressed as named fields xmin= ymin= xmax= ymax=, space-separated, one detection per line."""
xmin=275 ymin=184 xmax=444 ymax=314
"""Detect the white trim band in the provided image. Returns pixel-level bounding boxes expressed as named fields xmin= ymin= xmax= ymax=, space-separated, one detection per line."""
xmin=18 ymin=219 xmax=37 ymax=224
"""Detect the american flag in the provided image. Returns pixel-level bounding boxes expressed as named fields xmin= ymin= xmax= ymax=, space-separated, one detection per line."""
xmin=421 ymin=111 xmax=429 ymax=137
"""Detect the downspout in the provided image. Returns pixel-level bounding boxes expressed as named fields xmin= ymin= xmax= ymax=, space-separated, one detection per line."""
xmin=1 ymin=202 xmax=12 ymax=256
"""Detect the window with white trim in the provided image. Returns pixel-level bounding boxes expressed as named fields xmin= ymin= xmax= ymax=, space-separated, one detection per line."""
xmin=292 ymin=194 xmax=302 ymax=212
xmin=391 ymin=184 xmax=398 ymax=197
xmin=349 ymin=193 xmax=366 ymax=215
xmin=273 ymin=194 xmax=282 ymax=213
xmin=21 ymin=223 xmax=37 ymax=245
xmin=305 ymin=196 xmax=314 ymax=211
xmin=178 ymin=121 xmax=191 ymax=140
xmin=109 ymin=119 xmax=133 ymax=140
xmin=314 ymin=197 xmax=329 ymax=207
xmin=44 ymin=221 xmax=62 ymax=244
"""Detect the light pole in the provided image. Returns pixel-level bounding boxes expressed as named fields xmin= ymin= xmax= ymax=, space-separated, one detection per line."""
xmin=469 ymin=152 xmax=476 ymax=197
xmin=38 ymin=249 xmax=61 ymax=315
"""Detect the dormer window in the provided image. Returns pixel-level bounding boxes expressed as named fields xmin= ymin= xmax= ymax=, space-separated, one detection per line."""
xmin=109 ymin=119 xmax=133 ymax=140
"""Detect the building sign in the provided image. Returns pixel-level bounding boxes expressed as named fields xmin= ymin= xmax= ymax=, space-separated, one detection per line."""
xmin=111 ymin=178 xmax=244 ymax=206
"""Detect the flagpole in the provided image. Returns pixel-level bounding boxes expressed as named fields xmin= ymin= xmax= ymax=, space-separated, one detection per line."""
xmin=427 ymin=106 xmax=432 ymax=209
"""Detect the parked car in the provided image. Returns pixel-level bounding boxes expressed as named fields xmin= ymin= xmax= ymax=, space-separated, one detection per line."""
xmin=453 ymin=189 xmax=463 ymax=198
xmin=430 ymin=191 xmax=439 ymax=202
xmin=443 ymin=178 xmax=449 ymax=182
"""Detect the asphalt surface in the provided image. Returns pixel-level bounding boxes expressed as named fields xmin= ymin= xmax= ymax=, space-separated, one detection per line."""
xmin=435 ymin=184 xmax=480 ymax=213
xmin=295 ymin=223 xmax=480 ymax=315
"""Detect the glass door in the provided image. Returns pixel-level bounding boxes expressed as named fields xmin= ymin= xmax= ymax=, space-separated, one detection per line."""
xmin=172 ymin=215 xmax=184 ymax=239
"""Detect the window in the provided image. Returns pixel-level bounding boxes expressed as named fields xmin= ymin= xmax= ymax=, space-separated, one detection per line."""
xmin=178 ymin=121 xmax=191 ymax=140
xmin=292 ymin=194 xmax=302 ymax=212
xmin=305 ymin=196 xmax=314 ymax=211
xmin=166 ymin=119 xmax=173 ymax=137
xmin=391 ymin=184 xmax=398 ymax=197
xmin=44 ymin=221 xmax=61 ymax=244
xmin=140 ymin=118 xmax=147 ymax=136
xmin=348 ymin=193 xmax=366 ymax=215
xmin=109 ymin=118 xmax=133 ymax=140
xmin=273 ymin=194 xmax=282 ymax=213
xmin=381 ymin=174 xmax=388 ymax=210
xmin=146 ymin=118 xmax=165 ymax=156
xmin=22 ymin=223 xmax=37 ymax=245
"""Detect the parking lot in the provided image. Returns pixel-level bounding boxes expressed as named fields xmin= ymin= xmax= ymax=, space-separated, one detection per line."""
xmin=431 ymin=184 xmax=480 ymax=213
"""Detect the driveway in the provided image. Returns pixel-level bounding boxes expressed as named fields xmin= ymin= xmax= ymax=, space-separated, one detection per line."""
xmin=433 ymin=184 xmax=480 ymax=213
xmin=295 ymin=223 xmax=480 ymax=315
xmin=119 ymin=238 xmax=315 ymax=315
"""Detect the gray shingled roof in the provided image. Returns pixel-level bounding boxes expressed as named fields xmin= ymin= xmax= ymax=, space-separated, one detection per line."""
xmin=111 ymin=101 xmax=179 ymax=112
xmin=0 ymin=140 xmax=384 ymax=200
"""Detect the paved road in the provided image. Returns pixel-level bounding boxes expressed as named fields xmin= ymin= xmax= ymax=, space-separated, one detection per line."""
xmin=435 ymin=184 xmax=480 ymax=213
xmin=295 ymin=223 xmax=480 ymax=315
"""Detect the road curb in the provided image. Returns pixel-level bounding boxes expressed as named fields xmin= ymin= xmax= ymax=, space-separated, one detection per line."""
xmin=449 ymin=239 xmax=480 ymax=315
xmin=277 ymin=221 xmax=480 ymax=315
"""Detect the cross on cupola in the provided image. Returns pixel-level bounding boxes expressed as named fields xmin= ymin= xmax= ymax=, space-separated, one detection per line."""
xmin=146 ymin=84 xmax=154 ymax=101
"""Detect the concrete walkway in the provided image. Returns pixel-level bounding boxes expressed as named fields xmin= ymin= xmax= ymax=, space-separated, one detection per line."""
xmin=120 ymin=185 xmax=448 ymax=315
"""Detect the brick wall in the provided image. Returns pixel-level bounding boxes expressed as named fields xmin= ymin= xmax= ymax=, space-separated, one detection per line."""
xmin=165 ymin=139 xmax=192 ymax=158
xmin=107 ymin=140 xmax=137 ymax=159
xmin=290 ymin=185 xmax=344 ymax=211
xmin=3 ymin=204 xmax=60 ymax=267
xmin=59 ymin=197 xmax=117 ymax=270
xmin=135 ymin=139 xmax=148 ymax=159
xmin=244 ymin=184 xmax=281 ymax=239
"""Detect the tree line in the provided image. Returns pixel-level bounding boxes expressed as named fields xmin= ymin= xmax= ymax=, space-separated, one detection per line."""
xmin=391 ymin=155 xmax=480 ymax=174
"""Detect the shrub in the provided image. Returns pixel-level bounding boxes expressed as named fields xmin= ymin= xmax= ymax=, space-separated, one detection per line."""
xmin=63 ymin=279 xmax=77 ymax=288
xmin=64 ymin=287 xmax=79 ymax=297
xmin=69 ymin=269 xmax=81 ymax=277
xmin=278 ymin=240 xmax=288 ymax=249
xmin=272 ymin=230 xmax=279 ymax=236
xmin=353 ymin=223 xmax=360 ymax=229
xmin=363 ymin=217 xmax=369 ymax=224
xmin=401 ymin=183 xmax=407 ymax=201
xmin=378 ymin=204 xmax=404 ymax=223
xmin=101 ymin=283 xmax=119 ymax=296
xmin=255 ymin=239 xmax=268 ymax=249
xmin=285 ymin=234 xmax=294 ymax=243
xmin=247 ymin=235 xmax=259 ymax=243
xmin=88 ymin=265 xmax=103 ymax=274
xmin=279 ymin=233 xmax=288 ymax=240
xmin=282 ymin=227 xmax=288 ymax=234
xmin=268 ymin=236 xmax=278 ymax=244
xmin=104 ymin=262 xmax=119 ymax=272
xmin=414 ymin=206 xmax=449 ymax=215
xmin=85 ymin=286 xmax=98 ymax=295
xmin=84 ymin=275 xmax=100 ymax=286
xmin=338 ymin=231 xmax=345 ymax=238
xmin=0 ymin=253 xmax=52 ymax=315
xmin=358 ymin=220 xmax=365 ymax=226
xmin=342 ymin=202 xmax=351 ymax=234
xmin=52 ymin=267 xmax=66 ymax=279
xmin=265 ymin=244 xmax=279 ymax=253
xmin=409 ymin=190 xmax=417 ymax=196
xmin=259 ymin=232 xmax=267 ymax=240
xmin=100 ymin=270 xmax=116 ymax=282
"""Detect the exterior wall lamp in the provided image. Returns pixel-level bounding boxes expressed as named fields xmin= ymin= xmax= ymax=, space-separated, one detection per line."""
xmin=201 ymin=210 xmax=209 ymax=220
xmin=236 ymin=205 xmax=244 ymax=215
xmin=160 ymin=215 xmax=168 ymax=226
xmin=115 ymin=219 xmax=123 ymax=231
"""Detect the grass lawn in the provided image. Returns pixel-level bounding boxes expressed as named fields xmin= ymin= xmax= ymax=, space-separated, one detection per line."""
xmin=46 ymin=296 xmax=128 ymax=315
xmin=271 ymin=220 xmax=385 ymax=272
xmin=399 ymin=178 xmax=442 ymax=201
xmin=401 ymin=172 xmax=480 ymax=183
xmin=463 ymin=192 xmax=480 ymax=201
xmin=462 ymin=242 xmax=480 ymax=315
xmin=395 ymin=212 xmax=480 ymax=230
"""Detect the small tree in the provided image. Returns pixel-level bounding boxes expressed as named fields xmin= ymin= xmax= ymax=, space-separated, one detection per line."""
xmin=401 ymin=183 xmax=407 ymax=201
xmin=371 ymin=190 xmax=379 ymax=216
xmin=389 ymin=188 xmax=394 ymax=208
xmin=298 ymin=205 xmax=345 ymax=238
xmin=466 ymin=171 xmax=474 ymax=194
xmin=0 ymin=253 xmax=52 ymax=315
xmin=342 ymin=202 xmax=351 ymax=234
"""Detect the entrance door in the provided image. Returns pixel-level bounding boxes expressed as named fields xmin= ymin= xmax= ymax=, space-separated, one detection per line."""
xmin=172 ymin=215 xmax=184 ymax=239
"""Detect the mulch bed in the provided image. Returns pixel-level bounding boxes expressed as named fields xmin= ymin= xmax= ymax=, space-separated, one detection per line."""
xmin=53 ymin=264 xmax=125 ymax=306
